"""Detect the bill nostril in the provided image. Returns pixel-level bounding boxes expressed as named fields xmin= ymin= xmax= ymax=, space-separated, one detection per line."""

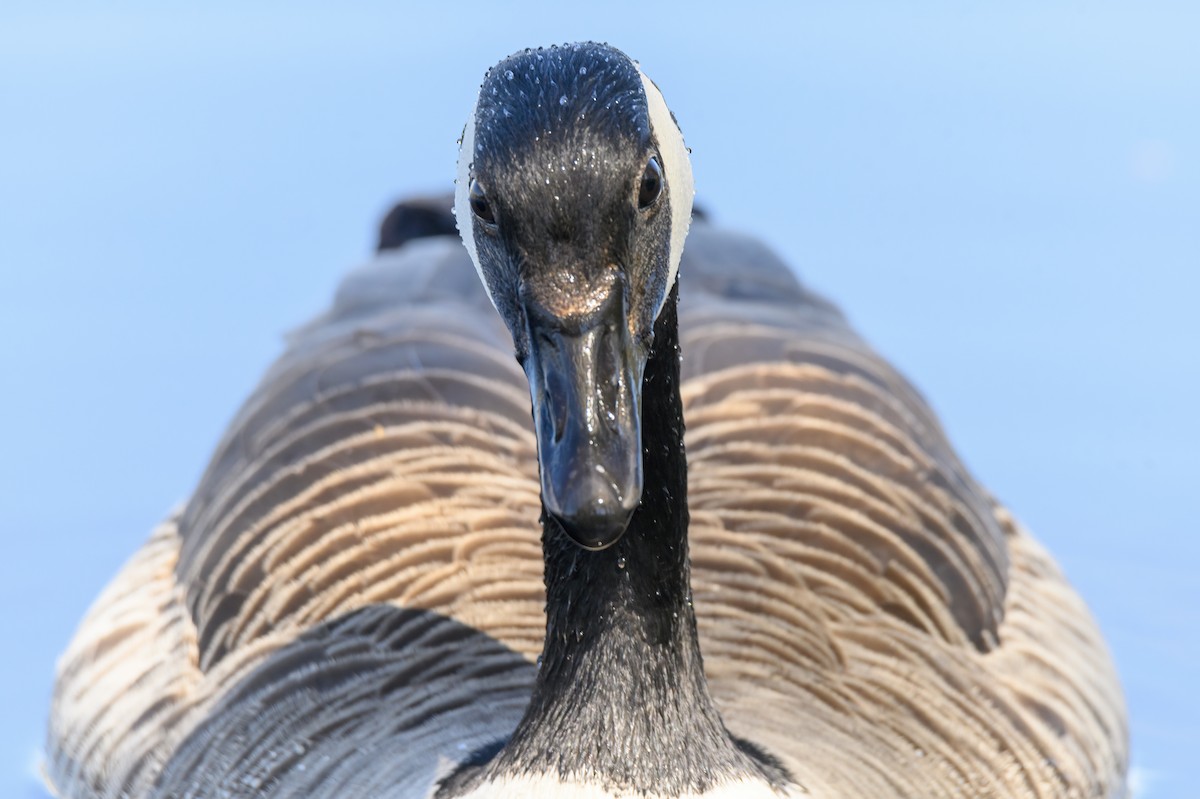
xmin=543 ymin=374 xmax=568 ymax=444
xmin=544 ymin=386 xmax=566 ymax=444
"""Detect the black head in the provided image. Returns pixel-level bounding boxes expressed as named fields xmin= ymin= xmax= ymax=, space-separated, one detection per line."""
xmin=455 ymin=43 xmax=693 ymax=549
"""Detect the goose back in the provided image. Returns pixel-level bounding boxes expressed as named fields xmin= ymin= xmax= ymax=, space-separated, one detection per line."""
xmin=46 ymin=221 xmax=1127 ymax=798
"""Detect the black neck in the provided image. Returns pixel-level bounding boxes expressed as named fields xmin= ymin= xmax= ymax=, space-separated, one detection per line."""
xmin=471 ymin=284 xmax=786 ymax=795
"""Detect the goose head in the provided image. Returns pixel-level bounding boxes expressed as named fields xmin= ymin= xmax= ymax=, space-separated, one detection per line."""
xmin=456 ymin=43 xmax=694 ymax=551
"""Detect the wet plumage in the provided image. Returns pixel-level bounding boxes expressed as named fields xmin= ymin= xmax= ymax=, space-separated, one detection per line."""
xmin=46 ymin=43 xmax=1127 ymax=799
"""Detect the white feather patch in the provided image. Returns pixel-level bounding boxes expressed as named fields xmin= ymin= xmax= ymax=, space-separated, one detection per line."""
xmin=454 ymin=110 xmax=495 ymax=311
xmin=446 ymin=773 xmax=802 ymax=799
xmin=638 ymin=65 xmax=694 ymax=317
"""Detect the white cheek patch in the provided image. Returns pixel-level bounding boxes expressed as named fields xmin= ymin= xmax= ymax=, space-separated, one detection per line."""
xmin=638 ymin=65 xmax=695 ymax=317
xmin=455 ymin=108 xmax=498 ymax=311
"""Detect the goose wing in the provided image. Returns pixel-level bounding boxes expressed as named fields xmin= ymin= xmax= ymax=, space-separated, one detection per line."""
xmin=47 ymin=216 xmax=1127 ymax=799
xmin=677 ymin=223 xmax=1127 ymax=797
xmin=47 ymin=232 xmax=547 ymax=798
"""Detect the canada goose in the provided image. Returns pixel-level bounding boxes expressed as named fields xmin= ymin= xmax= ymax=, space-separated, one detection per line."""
xmin=46 ymin=42 xmax=1128 ymax=798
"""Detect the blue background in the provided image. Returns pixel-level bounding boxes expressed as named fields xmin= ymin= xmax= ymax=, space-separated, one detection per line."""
xmin=2 ymin=3 xmax=1196 ymax=797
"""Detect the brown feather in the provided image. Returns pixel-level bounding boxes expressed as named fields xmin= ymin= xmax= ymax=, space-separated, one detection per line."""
xmin=45 ymin=226 xmax=1127 ymax=798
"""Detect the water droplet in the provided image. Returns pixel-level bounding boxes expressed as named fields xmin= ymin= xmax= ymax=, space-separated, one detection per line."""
xmin=504 ymin=69 xmax=514 ymax=80
xmin=580 ymin=66 xmax=588 ymax=75
xmin=617 ymin=556 xmax=626 ymax=569
xmin=559 ymin=94 xmax=568 ymax=106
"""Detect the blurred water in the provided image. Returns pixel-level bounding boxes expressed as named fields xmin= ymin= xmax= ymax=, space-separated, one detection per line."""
xmin=2 ymin=3 xmax=1196 ymax=797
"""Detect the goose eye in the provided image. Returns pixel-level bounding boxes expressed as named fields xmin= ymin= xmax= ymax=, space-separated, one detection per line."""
xmin=637 ymin=157 xmax=664 ymax=209
xmin=469 ymin=179 xmax=496 ymax=225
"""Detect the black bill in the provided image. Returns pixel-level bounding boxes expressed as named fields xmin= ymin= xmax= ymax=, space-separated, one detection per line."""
xmin=523 ymin=284 xmax=644 ymax=549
